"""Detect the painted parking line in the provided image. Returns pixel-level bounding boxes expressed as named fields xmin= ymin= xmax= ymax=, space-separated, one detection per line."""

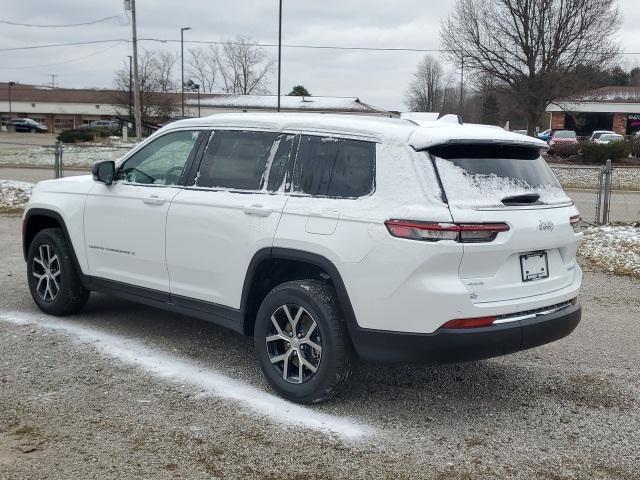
xmin=0 ymin=310 xmax=373 ymax=440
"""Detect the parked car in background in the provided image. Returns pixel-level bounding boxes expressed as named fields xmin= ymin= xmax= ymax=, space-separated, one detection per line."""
xmin=88 ymin=120 xmax=119 ymax=130
xmin=548 ymin=130 xmax=579 ymax=153
xmin=594 ymin=133 xmax=624 ymax=145
xmin=22 ymin=113 xmax=583 ymax=403
xmin=7 ymin=118 xmax=48 ymax=133
xmin=589 ymin=130 xmax=615 ymax=142
xmin=538 ymin=129 xmax=553 ymax=142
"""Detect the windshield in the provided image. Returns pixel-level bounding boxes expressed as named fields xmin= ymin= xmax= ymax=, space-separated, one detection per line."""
xmin=554 ymin=131 xmax=576 ymax=139
xmin=600 ymin=134 xmax=622 ymax=142
xmin=427 ymin=144 xmax=570 ymax=209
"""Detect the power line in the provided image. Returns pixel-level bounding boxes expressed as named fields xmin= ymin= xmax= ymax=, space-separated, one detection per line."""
xmin=0 ymin=37 xmax=639 ymax=56
xmin=0 ymin=43 xmax=122 ymax=70
xmin=0 ymin=16 xmax=121 ymax=28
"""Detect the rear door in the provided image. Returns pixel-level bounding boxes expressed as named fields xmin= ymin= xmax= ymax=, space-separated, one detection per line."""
xmin=165 ymin=130 xmax=295 ymax=309
xmin=429 ymin=143 xmax=582 ymax=303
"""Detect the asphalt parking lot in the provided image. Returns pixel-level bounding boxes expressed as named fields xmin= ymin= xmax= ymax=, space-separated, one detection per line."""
xmin=0 ymin=214 xmax=638 ymax=480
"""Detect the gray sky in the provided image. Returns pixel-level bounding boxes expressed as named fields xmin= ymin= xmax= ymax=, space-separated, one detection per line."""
xmin=1 ymin=0 xmax=639 ymax=111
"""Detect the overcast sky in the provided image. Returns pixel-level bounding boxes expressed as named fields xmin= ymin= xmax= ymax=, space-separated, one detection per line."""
xmin=1 ymin=0 xmax=639 ymax=111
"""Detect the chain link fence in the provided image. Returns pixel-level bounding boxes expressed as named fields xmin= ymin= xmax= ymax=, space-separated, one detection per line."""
xmin=551 ymin=164 xmax=640 ymax=224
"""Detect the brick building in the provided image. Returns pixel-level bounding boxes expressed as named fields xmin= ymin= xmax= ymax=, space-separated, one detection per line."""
xmin=546 ymin=86 xmax=640 ymax=137
xmin=0 ymin=82 xmax=393 ymax=133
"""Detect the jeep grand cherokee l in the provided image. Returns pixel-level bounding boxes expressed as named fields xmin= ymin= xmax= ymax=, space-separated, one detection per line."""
xmin=23 ymin=113 xmax=583 ymax=403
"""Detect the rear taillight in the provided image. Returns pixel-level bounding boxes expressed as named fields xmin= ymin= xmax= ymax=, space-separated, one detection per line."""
xmin=570 ymin=215 xmax=581 ymax=233
xmin=384 ymin=220 xmax=509 ymax=243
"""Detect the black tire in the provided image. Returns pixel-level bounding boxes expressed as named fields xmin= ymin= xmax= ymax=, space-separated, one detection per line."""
xmin=26 ymin=228 xmax=90 ymax=316
xmin=254 ymin=279 xmax=355 ymax=404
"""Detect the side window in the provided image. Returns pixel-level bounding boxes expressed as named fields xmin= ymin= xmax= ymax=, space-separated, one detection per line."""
xmin=294 ymin=135 xmax=376 ymax=198
xmin=118 ymin=130 xmax=201 ymax=185
xmin=194 ymin=130 xmax=293 ymax=191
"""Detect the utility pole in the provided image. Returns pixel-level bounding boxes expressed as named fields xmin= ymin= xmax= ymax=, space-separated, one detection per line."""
xmin=126 ymin=0 xmax=142 ymax=140
xmin=48 ymin=74 xmax=57 ymax=88
xmin=195 ymin=84 xmax=201 ymax=117
xmin=459 ymin=54 xmax=464 ymax=116
xmin=7 ymin=82 xmax=15 ymax=119
xmin=181 ymin=27 xmax=191 ymax=117
xmin=127 ymin=55 xmax=133 ymax=121
xmin=277 ymin=0 xmax=282 ymax=112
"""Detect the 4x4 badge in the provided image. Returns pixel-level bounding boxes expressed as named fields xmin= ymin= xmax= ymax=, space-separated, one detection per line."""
xmin=539 ymin=220 xmax=554 ymax=232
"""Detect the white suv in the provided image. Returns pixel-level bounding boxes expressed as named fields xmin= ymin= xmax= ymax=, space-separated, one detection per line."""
xmin=23 ymin=113 xmax=583 ymax=403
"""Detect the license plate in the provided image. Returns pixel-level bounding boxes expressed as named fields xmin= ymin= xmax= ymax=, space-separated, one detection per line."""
xmin=520 ymin=251 xmax=549 ymax=282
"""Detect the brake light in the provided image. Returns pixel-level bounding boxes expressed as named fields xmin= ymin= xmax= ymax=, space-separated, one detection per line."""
xmin=441 ymin=316 xmax=497 ymax=329
xmin=570 ymin=215 xmax=581 ymax=233
xmin=384 ymin=220 xmax=509 ymax=243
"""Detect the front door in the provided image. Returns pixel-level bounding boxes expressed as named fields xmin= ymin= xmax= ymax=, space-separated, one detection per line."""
xmin=166 ymin=130 xmax=296 ymax=309
xmin=84 ymin=129 xmax=204 ymax=292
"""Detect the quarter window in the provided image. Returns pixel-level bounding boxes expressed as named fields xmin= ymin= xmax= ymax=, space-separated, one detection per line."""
xmin=194 ymin=130 xmax=292 ymax=191
xmin=294 ymin=135 xmax=376 ymax=198
xmin=118 ymin=130 xmax=201 ymax=185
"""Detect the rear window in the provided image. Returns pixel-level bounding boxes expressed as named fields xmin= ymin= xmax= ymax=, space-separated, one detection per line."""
xmin=554 ymin=131 xmax=576 ymax=139
xmin=429 ymin=144 xmax=570 ymax=208
xmin=294 ymin=135 xmax=376 ymax=198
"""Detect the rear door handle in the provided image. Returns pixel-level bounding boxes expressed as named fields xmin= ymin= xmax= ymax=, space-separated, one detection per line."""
xmin=244 ymin=204 xmax=273 ymax=217
xmin=143 ymin=195 xmax=166 ymax=206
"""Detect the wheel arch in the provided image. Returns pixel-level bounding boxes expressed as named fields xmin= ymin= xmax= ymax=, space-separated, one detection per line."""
xmin=240 ymin=248 xmax=359 ymax=337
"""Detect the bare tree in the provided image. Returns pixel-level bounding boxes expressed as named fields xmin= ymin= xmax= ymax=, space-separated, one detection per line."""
xmin=152 ymin=51 xmax=178 ymax=92
xmin=217 ymin=36 xmax=275 ymax=95
xmin=187 ymin=45 xmax=219 ymax=93
xmin=441 ymin=0 xmax=622 ymax=133
xmin=405 ymin=55 xmax=444 ymax=112
xmin=112 ymin=50 xmax=178 ymax=122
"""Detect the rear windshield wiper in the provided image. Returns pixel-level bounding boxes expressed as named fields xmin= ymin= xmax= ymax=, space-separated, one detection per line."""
xmin=501 ymin=193 xmax=541 ymax=206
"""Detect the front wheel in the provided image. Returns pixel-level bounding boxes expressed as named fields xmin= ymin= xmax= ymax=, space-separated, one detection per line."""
xmin=254 ymin=280 xmax=355 ymax=404
xmin=27 ymin=228 xmax=90 ymax=316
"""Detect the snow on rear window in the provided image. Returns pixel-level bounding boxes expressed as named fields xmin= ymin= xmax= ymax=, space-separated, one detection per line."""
xmin=433 ymin=157 xmax=571 ymax=209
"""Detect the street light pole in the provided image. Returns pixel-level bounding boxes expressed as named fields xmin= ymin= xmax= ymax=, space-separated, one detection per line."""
xmin=181 ymin=27 xmax=191 ymax=117
xmin=277 ymin=0 xmax=282 ymax=113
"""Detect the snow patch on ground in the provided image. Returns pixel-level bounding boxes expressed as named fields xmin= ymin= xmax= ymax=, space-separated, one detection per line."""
xmin=552 ymin=166 xmax=640 ymax=191
xmin=581 ymin=225 xmax=640 ymax=278
xmin=0 ymin=310 xmax=374 ymax=440
xmin=0 ymin=144 xmax=133 ymax=168
xmin=0 ymin=180 xmax=33 ymax=212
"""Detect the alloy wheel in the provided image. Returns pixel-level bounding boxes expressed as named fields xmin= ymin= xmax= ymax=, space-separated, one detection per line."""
xmin=32 ymin=244 xmax=61 ymax=301
xmin=266 ymin=304 xmax=323 ymax=384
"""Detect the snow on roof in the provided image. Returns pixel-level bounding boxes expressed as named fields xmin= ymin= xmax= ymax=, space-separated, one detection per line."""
xmin=169 ymin=112 xmax=549 ymax=149
xmin=556 ymin=86 xmax=640 ymax=104
xmin=186 ymin=94 xmax=388 ymax=113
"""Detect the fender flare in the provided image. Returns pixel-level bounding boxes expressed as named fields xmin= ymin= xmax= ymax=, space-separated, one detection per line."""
xmin=240 ymin=247 xmax=360 ymax=334
xmin=23 ymin=208 xmax=87 ymax=284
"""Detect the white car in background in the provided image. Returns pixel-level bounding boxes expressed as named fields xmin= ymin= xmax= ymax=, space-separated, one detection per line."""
xmin=589 ymin=130 xmax=615 ymax=142
xmin=594 ymin=133 xmax=625 ymax=144
xmin=22 ymin=113 xmax=583 ymax=403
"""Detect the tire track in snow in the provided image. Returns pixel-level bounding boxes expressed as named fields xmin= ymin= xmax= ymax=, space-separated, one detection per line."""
xmin=0 ymin=310 xmax=374 ymax=440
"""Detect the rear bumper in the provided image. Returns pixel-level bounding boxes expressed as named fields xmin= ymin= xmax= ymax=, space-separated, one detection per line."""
xmin=350 ymin=303 xmax=581 ymax=363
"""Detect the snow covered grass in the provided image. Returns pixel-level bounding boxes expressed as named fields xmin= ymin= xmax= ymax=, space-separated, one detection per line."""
xmin=580 ymin=225 xmax=640 ymax=278
xmin=552 ymin=166 xmax=640 ymax=191
xmin=0 ymin=143 xmax=134 ymax=168
xmin=0 ymin=180 xmax=33 ymax=213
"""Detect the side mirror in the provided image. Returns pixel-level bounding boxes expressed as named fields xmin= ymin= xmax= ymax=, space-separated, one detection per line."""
xmin=92 ymin=160 xmax=115 ymax=185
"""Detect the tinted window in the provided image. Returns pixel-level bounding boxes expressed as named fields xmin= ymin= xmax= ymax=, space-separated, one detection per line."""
xmin=118 ymin=130 xmax=200 ymax=185
xmin=195 ymin=130 xmax=291 ymax=191
xmin=294 ymin=136 xmax=376 ymax=198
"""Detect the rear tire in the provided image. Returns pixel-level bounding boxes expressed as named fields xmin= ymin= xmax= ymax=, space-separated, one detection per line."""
xmin=26 ymin=228 xmax=90 ymax=316
xmin=254 ymin=279 xmax=355 ymax=404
